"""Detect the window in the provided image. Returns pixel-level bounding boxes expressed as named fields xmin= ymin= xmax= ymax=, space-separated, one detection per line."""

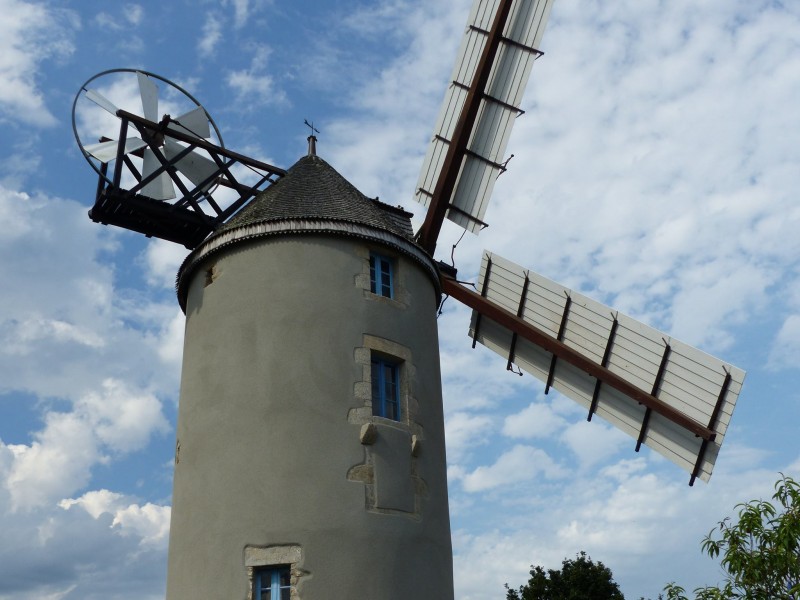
xmin=254 ymin=566 xmax=291 ymax=600
xmin=371 ymin=356 xmax=400 ymax=420
xmin=369 ymin=253 xmax=393 ymax=298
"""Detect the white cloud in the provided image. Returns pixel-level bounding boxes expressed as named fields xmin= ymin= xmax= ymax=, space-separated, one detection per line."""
xmin=4 ymin=317 xmax=105 ymax=354
xmin=4 ymin=379 xmax=168 ymax=511
xmin=0 ymin=0 xmax=76 ymax=126
xmin=78 ymin=379 xmax=169 ymax=454
xmin=560 ymin=420 xmax=629 ymax=469
xmin=226 ymin=0 xmax=250 ymax=29
xmin=768 ymin=314 xmax=800 ymax=371
xmin=199 ymin=12 xmax=223 ymax=57
xmin=6 ymin=412 xmax=97 ymax=510
xmin=502 ymin=401 xmax=567 ymax=439
xmin=143 ymin=238 xmax=189 ymax=289
xmin=0 ymin=185 xmax=180 ymax=400
xmin=445 ymin=412 xmax=494 ymax=462
xmin=123 ymin=4 xmax=143 ymax=25
xmin=226 ymin=45 xmax=288 ymax=108
xmin=93 ymin=5 xmax=142 ymax=30
xmin=0 ymin=477 xmax=168 ymax=599
xmin=156 ymin=309 xmax=186 ymax=368
xmin=460 ymin=444 xmax=566 ymax=492
xmin=60 ymin=489 xmax=170 ymax=546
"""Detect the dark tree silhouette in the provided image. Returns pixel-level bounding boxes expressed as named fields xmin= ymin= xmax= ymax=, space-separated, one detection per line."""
xmin=505 ymin=551 xmax=625 ymax=600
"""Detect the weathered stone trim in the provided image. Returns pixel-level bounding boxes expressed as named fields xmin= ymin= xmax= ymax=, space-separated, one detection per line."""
xmin=353 ymin=246 xmax=411 ymax=309
xmin=348 ymin=335 xmax=427 ymax=518
xmin=244 ymin=544 xmax=306 ymax=600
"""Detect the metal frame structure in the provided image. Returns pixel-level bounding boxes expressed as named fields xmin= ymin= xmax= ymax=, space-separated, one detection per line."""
xmin=87 ymin=110 xmax=285 ymax=249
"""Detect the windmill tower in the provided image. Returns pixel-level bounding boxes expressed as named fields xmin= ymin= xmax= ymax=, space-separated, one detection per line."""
xmin=72 ymin=0 xmax=746 ymax=598
xmin=166 ymin=141 xmax=453 ymax=598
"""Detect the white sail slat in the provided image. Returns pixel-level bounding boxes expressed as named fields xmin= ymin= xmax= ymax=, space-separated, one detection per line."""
xmin=415 ymin=0 xmax=555 ymax=233
xmin=467 ymin=252 xmax=746 ymax=483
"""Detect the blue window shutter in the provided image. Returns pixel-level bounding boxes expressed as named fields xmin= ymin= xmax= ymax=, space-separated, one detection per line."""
xmin=255 ymin=567 xmax=290 ymax=599
xmin=371 ymin=356 xmax=400 ymax=420
xmin=369 ymin=253 xmax=393 ymax=298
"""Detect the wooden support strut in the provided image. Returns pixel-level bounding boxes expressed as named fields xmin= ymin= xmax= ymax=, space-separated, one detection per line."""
xmin=545 ymin=295 xmax=572 ymax=394
xmin=506 ymin=273 xmax=530 ymax=372
xmin=443 ymin=274 xmax=717 ymax=442
xmin=689 ymin=371 xmax=732 ymax=486
xmin=587 ymin=317 xmax=619 ymax=422
xmin=636 ymin=343 xmax=671 ymax=452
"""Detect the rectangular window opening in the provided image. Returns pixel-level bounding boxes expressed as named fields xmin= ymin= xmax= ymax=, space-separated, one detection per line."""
xmin=255 ymin=566 xmax=291 ymax=600
xmin=371 ymin=355 xmax=400 ymax=421
xmin=369 ymin=253 xmax=393 ymax=298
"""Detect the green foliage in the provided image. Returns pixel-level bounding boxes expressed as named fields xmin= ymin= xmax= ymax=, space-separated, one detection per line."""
xmin=664 ymin=474 xmax=800 ymax=600
xmin=505 ymin=551 xmax=625 ymax=600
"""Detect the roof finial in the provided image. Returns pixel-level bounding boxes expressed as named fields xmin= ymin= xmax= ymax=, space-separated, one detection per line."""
xmin=304 ymin=119 xmax=320 ymax=156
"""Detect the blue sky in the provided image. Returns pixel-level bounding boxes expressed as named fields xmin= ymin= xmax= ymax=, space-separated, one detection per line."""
xmin=1 ymin=0 xmax=799 ymax=598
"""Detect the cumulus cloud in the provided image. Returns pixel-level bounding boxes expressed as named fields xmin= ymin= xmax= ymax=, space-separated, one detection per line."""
xmin=460 ymin=444 xmax=566 ymax=492
xmin=226 ymin=45 xmax=288 ymax=108
xmin=143 ymin=239 xmax=190 ymax=289
xmin=60 ymin=489 xmax=170 ymax=546
xmin=502 ymin=401 xmax=567 ymax=439
xmin=0 ymin=0 xmax=77 ymax=126
xmin=5 ymin=379 xmax=168 ymax=511
xmin=79 ymin=379 xmax=169 ymax=454
xmin=0 ymin=185 xmax=181 ymax=400
xmin=560 ymin=420 xmax=629 ymax=470
xmin=0 ymin=474 xmax=169 ymax=599
xmin=445 ymin=411 xmax=494 ymax=462
xmin=5 ymin=411 xmax=97 ymax=510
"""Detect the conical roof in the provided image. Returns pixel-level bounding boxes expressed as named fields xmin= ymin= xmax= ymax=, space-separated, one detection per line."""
xmin=217 ymin=154 xmax=414 ymax=240
xmin=175 ymin=152 xmax=439 ymax=311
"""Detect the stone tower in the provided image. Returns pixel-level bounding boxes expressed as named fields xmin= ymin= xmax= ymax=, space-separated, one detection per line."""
xmin=165 ymin=141 xmax=454 ymax=599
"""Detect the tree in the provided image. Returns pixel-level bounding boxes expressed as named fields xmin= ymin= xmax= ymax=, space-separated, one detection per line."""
xmin=506 ymin=551 xmax=625 ymax=600
xmin=664 ymin=474 xmax=800 ymax=600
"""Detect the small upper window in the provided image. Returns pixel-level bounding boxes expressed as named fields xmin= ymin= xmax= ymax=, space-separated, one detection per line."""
xmin=369 ymin=253 xmax=393 ymax=298
xmin=254 ymin=566 xmax=291 ymax=600
xmin=371 ymin=356 xmax=400 ymax=421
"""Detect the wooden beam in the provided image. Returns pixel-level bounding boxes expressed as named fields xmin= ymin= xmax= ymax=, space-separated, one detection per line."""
xmin=416 ymin=0 xmax=515 ymax=254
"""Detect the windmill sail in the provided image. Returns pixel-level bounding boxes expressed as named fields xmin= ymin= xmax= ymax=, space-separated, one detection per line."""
xmin=415 ymin=0 xmax=554 ymax=237
xmin=454 ymin=252 xmax=745 ymax=484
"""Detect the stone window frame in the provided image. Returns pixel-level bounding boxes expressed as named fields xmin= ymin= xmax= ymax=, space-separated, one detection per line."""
xmin=352 ymin=335 xmax=417 ymax=428
xmin=348 ymin=335 xmax=426 ymax=516
xmin=245 ymin=545 xmax=304 ymax=600
xmin=355 ymin=246 xmax=410 ymax=308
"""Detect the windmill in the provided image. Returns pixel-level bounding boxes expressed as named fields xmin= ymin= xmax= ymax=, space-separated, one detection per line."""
xmin=72 ymin=1 xmax=744 ymax=598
